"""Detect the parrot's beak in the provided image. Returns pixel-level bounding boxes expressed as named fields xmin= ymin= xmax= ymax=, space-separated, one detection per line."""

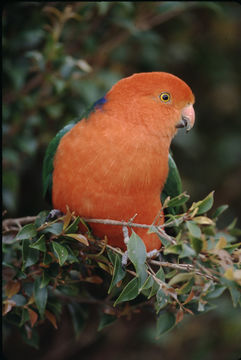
xmin=176 ymin=104 xmax=195 ymax=132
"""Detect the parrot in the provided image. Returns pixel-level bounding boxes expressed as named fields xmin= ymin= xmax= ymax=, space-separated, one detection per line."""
xmin=42 ymin=72 xmax=195 ymax=253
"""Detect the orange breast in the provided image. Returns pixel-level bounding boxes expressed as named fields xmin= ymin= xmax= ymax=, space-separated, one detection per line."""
xmin=52 ymin=111 xmax=169 ymax=251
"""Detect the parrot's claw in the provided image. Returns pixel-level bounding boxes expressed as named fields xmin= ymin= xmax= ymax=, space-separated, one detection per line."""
xmin=122 ymin=225 xmax=130 ymax=245
xmin=146 ymin=249 xmax=159 ymax=259
xmin=45 ymin=209 xmax=64 ymax=222
xmin=121 ymin=250 xmax=129 ymax=269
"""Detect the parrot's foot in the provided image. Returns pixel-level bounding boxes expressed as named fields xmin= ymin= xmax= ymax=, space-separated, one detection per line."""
xmin=146 ymin=249 xmax=159 ymax=259
xmin=121 ymin=250 xmax=129 ymax=269
xmin=121 ymin=226 xmax=130 ymax=269
xmin=46 ymin=209 xmax=64 ymax=222
xmin=122 ymin=225 xmax=130 ymax=246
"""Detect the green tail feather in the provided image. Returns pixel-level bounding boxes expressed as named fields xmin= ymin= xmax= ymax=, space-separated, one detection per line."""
xmin=161 ymin=153 xmax=183 ymax=215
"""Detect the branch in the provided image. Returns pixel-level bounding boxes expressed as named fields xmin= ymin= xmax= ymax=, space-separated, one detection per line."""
xmin=150 ymin=259 xmax=219 ymax=282
xmin=2 ymin=216 xmax=38 ymax=232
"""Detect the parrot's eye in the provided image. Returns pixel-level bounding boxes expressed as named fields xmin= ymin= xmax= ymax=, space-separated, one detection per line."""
xmin=159 ymin=92 xmax=171 ymax=103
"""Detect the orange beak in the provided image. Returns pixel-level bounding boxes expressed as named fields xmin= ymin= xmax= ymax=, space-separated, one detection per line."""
xmin=176 ymin=104 xmax=195 ymax=132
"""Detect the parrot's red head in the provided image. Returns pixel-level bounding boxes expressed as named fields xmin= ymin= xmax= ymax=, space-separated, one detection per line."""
xmin=104 ymin=72 xmax=195 ymax=138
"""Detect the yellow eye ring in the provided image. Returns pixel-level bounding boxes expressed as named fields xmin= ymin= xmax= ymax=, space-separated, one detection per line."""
xmin=159 ymin=92 xmax=171 ymax=103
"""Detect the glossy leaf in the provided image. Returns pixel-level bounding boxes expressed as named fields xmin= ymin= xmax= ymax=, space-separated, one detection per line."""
xmin=108 ymin=252 xmax=126 ymax=294
xmin=42 ymin=222 xmax=63 ymax=235
xmin=166 ymin=192 xmax=190 ymax=208
xmin=64 ymin=233 xmax=89 ymax=246
xmin=191 ymin=191 xmax=214 ymax=215
xmin=191 ymin=237 xmax=203 ymax=254
xmin=127 ymin=231 xmax=147 ymax=287
xmin=65 ymin=216 xmax=81 ymax=233
xmin=98 ymin=313 xmax=116 ymax=331
xmin=33 ymin=277 xmax=48 ymax=317
xmin=156 ymin=311 xmax=176 ymax=338
xmin=168 ymin=272 xmax=194 ymax=287
xmin=22 ymin=239 xmax=39 ymax=269
xmin=16 ymin=223 xmax=37 ymax=241
xmin=155 ymin=289 xmax=169 ymax=313
xmin=212 ymin=204 xmax=229 ymax=219
xmin=186 ymin=221 xmax=201 ymax=238
xmin=29 ymin=234 xmax=46 ymax=252
xmin=114 ymin=277 xmax=139 ymax=306
xmin=52 ymin=241 xmax=69 ymax=266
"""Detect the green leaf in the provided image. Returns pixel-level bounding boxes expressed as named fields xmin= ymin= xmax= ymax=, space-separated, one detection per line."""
xmin=16 ymin=223 xmax=37 ymax=241
xmin=192 ymin=191 xmax=214 ymax=215
xmin=43 ymin=252 xmax=53 ymax=265
xmin=179 ymin=244 xmax=196 ymax=258
xmin=155 ymin=289 xmax=169 ymax=313
xmin=40 ymin=271 xmax=51 ymax=288
xmin=149 ymin=226 xmax=170 ymax=247
xmin=168 ymin=272 xmax=194 ymax=287
xmin=165 ymin=214 xmax=184 ymax=228
xmin=162 ymin=153 xmax=182 ymax=207
xmin=20 ymin=308 xmax=30 ymax=326
xmin=33 ymin=277 xmax=48 ymax=317
xmin=22 ymin=239 xmax=39 ymax=270
xmin=166 ymin=192 xmax=190 ymax=208
xmin=65 ymin=216 xmax=81 ymax=233
xmin=65 ymin=244 xmax=79 ymax=264
xmin=52 ymin=241 xmax=68 ymax=266
xmin=212 ymin=204 xmax=229 ymax=219
xmin=34 ymin=211 xmax=49 ymax=228
xmin=140 ymin=275 xmax=154 ymax=291
xmin=221 ymin=278 xmax=240 ymax=307
xmin=148 ymin=268 xmax=165 ymax=298
xmin=11 ymin=294 xmax=27 ymax=306
xmin=205 ymin=285 xmax=226 ymax=299
xmin=186 ymin=221 xmax=201 ymax=238
xmin=165 ymin=269 xmax=177 ymax=279
xmin=98 ymin=313 xmax=116 ymax=331
xmin=156 ymin=311 xmax=176 ymax=338
xmin=127 ymin=231 xmax=147 ymax=287
xmin=43 ymin=222 xmax=63 ymax=235
xmin=47 ymin=298 xmax=62 ymax=319
xmin=176 ymin=277 xmax=194 ymax=294
xmin=164 ymin=244 xmax=182 ymax=255
xmin=68 ymin=303 xmax=88 ymax=338
xmin=191 ymin=237 xmax=203 ymax=254
xmin=29 ymin=234 xmax=46 ymax=252
xmin=114 ymin=277 xmax=139 ymax=306
xmin=108 ymin=253 xmax=126 ymax=294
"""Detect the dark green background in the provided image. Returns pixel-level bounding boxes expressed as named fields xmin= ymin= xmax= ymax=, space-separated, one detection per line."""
xmin=2 ymin=2 xmax=241 ymax=360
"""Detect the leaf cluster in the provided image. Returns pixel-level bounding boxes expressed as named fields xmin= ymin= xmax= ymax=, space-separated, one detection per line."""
xmin=2 ymin=192 xmax=240 ymax=348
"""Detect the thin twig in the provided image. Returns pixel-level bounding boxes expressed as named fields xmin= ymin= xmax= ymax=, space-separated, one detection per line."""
xmin=150 ymin=259 xmax=218 ymax=282
xmin=2 ymin=216 xmax=38 ymax=231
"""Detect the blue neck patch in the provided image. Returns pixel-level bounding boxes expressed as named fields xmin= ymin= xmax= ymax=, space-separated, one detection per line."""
xmin=93 ymin=96 xmax=107 ymax=110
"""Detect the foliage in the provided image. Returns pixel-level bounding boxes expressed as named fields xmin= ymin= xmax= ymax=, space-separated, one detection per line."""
xmin=2 ymin=192 xmax=240 ymax=348
xmin=2 ymin=2 xmax=241 ymax=223
xmin=2 ymin=2 xmax=241 ymax=358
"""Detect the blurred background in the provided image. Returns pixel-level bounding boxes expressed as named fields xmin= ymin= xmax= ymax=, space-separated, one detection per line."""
xmin=2 ymin=2 xmax=241 ymax=360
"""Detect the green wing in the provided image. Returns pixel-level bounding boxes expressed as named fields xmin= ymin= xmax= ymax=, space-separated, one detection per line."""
xmin=161 ymin=153 xmax=182 ymax=214
xmin=42 ymin=122 xmax=76 ymax=203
